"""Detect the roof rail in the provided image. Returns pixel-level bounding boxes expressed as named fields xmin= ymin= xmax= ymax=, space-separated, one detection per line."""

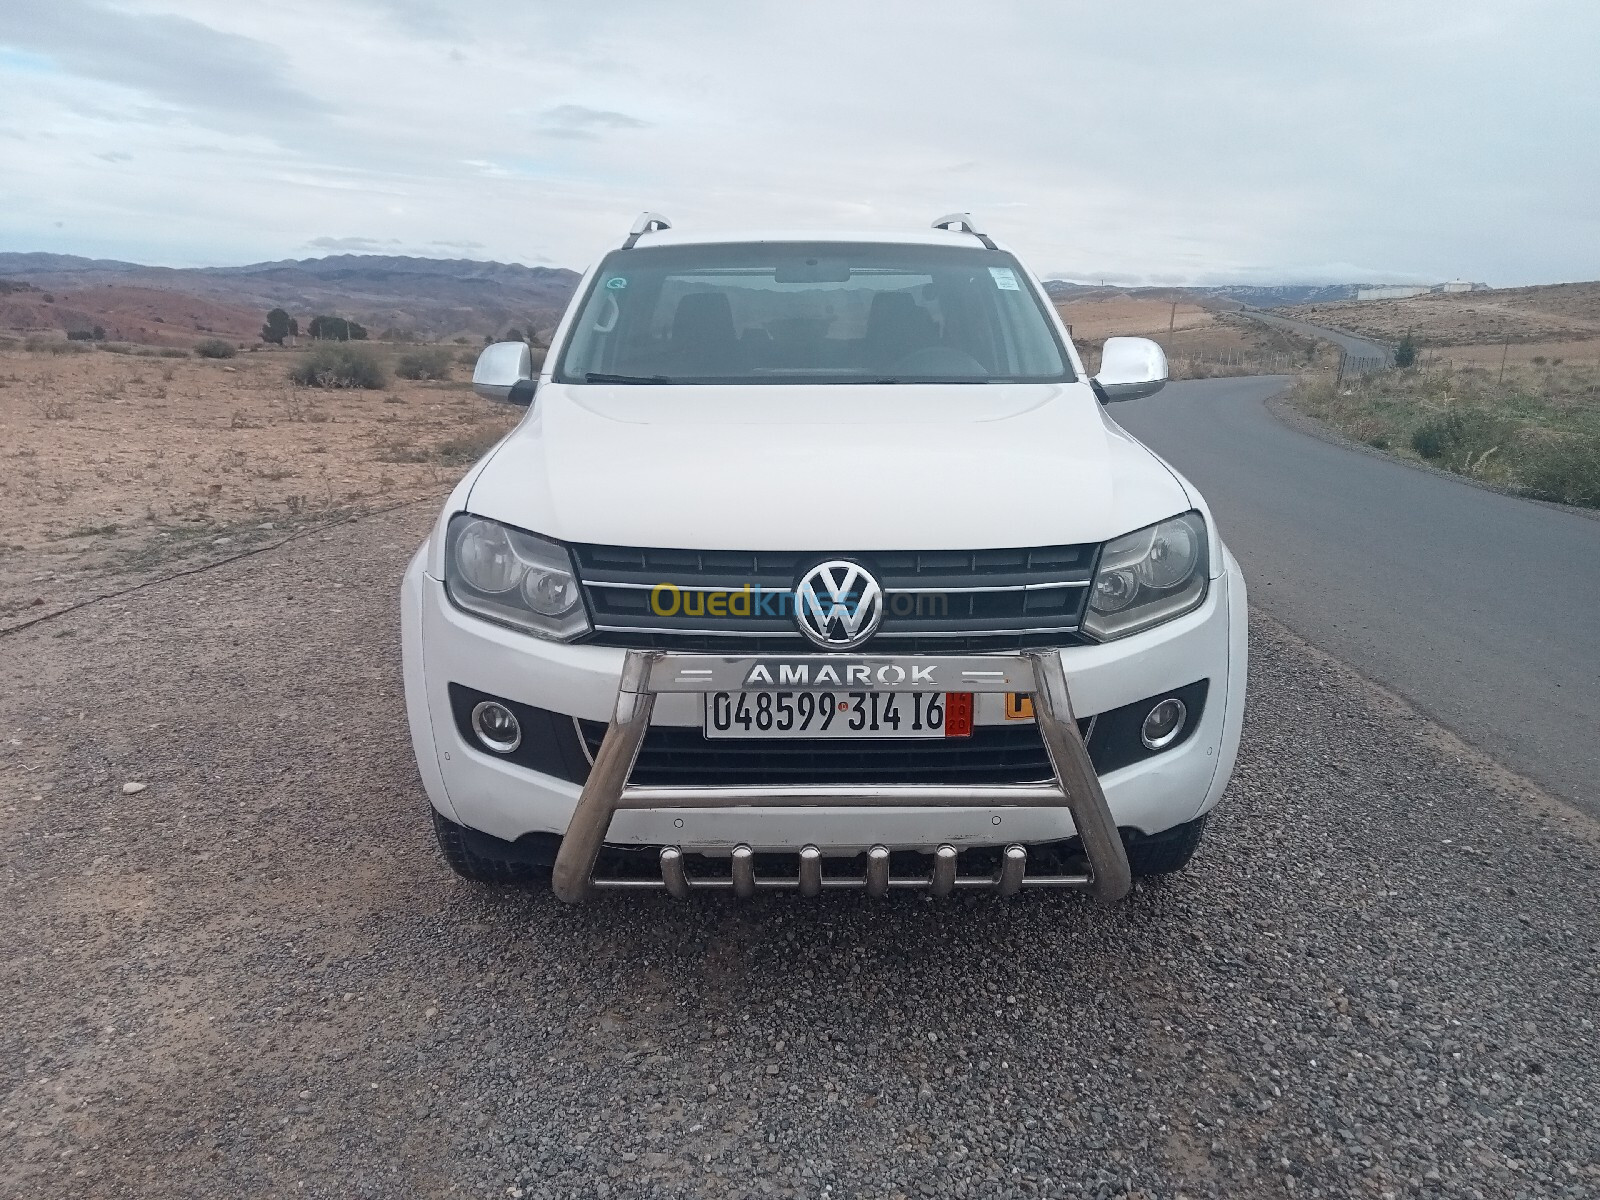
xmin=623 ymin=212 xmax=672 ymax=249
xmin=930 ymin=212 xmax=996 ymax=250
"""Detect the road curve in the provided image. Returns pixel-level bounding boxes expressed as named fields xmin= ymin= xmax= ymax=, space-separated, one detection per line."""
xmin=1115 ymin=375 xmax=1600 ymax=816
xmin=1240 ymin=309 xmax=1393 ymax=370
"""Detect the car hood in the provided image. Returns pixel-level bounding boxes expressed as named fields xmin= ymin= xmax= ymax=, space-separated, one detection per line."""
xmin=465 ymin=382 xmax=1191 ymax=549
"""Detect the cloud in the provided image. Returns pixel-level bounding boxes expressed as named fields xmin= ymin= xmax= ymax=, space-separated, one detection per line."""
xmin=2 ymin=0 xmax=322 ymax=123
xmin=305 ymin=236 xmax=403 ymax=252
xmin=537 ymin=104 xmax=649 ymax=141
xmin=1 ymin=0 xmax=1597 ymax=285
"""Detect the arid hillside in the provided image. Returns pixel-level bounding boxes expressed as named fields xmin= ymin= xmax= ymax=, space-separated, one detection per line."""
xmin=0 ymin=281 xmax=264 ymax=347
xmin=1283 ymin=281 xmax=1600 ymax=348
xmin=0 ymin=252 xmax=581 ymax=343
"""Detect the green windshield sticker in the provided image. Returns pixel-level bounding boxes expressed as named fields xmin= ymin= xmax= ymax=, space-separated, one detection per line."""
xmin=604 ymin=276 xmax=628 ymax=289
xmin=989 ymin=267 xmax=1021 ymax=292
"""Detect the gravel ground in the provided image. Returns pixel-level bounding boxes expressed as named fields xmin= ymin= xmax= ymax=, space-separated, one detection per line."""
xmin=3 ymin=503 xmax=1598 ymax=1200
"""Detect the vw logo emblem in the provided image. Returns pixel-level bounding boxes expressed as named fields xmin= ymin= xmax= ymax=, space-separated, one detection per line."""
xmin=794 ymin=560 xmax=884 ymax=649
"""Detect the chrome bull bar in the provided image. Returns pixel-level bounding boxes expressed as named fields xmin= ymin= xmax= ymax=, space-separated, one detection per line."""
xmin=551 ymin=649 xmax=1133 ymax=904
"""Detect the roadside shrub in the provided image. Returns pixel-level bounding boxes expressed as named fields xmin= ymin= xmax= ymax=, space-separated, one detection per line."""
xmin=66 ymin=329 xmax=96 ymax=341
xmin=394 ymin=346 xmax=455 ymax=380
xmin=195 ymin=338 xmax=237 ymax=359
xmin=1393 ymin=332 xmax=1418 ymax=368
xmin=157 ymin=347 xmax=190 ymax=358
xmin=1521 ymin=437 xmax=1600 ymax=508
xmin=1410 ymin=406 xmax=1512 ymax=469
xmin=24 ymin=335 xmax=88 ymax=355
xmin=289 ymin=344 xmax=388 ymax=389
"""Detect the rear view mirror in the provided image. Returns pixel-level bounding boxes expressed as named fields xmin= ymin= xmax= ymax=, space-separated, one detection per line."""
xmin=773 ymin=257 xmax=852 ymax=284
xmin=473 ymin=341 xmax=536 ymax=406
xmin=1095 ymin=336 xmax=1168 ymax=403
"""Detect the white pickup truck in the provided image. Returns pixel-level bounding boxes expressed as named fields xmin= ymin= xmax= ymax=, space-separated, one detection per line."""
xmin=401 ymin=213 xmax=1247 ymax=903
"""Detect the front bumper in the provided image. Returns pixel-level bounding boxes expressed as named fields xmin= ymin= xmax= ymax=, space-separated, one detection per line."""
xmin=401 ymin=547 xmax=1248 ymax=896
xmin=554 ymin=648 xmax=1130 ymax=903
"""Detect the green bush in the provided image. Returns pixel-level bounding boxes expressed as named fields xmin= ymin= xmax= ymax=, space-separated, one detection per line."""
xmin=289 ymin=344 xmax=388 ymax=389
xmin=1410 ymin=406 xmax=1512 ymax=467
xmin=394 ymin=346 xmax=455 ymax=380
xmin=1394 ymin=332 xmax=1418 ymax=369
xmin=1522 ymin=437 xmax=1600 ymax=507
xmin=195 ymin=338 xmax=238 ymax=359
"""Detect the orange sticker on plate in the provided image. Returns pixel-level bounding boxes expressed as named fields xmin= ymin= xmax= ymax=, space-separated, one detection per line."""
xmin=944 ymin=692 xmax=974 ymax=738
xmin=1005 ymin=693 xmax=1035 ymax=720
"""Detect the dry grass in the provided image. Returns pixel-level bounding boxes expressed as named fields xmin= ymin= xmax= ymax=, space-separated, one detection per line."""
xmin=0 ymin=344 xmax=519 ymax=623
xmin=1282 ymin=282 xmax=1600 ymax=349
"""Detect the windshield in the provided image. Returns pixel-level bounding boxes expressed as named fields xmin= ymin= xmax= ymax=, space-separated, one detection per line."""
xmin=554 ymin=241 xmax=1074 ymax=385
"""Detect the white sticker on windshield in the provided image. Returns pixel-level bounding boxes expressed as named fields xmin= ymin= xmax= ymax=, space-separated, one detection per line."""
xmin=989 ymin=267 xmax=1021 ymax=291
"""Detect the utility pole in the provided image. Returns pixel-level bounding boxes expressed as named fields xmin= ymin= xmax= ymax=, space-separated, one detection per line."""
xmin=1498 ymin=339 xmax=1510 ymax=385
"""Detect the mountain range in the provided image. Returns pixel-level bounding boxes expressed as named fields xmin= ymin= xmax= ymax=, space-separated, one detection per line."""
xmin=0 ymin=252 xmax=580 ymax=343
xmin=0 ymin=250 xmax=1378 ymax=346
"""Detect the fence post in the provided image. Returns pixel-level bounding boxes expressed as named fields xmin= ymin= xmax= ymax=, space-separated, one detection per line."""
xmin=1335 ymin=350 xmax=1346 ymax=387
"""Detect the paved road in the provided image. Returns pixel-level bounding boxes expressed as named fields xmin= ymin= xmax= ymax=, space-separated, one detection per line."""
xmin=1116 ymin=375 xmax=1600 ymax=816
xmin=1239 ymin=309 xmax=1393 ymax=371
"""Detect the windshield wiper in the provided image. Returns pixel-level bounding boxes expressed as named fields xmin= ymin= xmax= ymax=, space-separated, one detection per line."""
xmin=862 ymin=377 xmax=991 ymax=385
xmin=583 ymin=371 xmax=674 ymax=385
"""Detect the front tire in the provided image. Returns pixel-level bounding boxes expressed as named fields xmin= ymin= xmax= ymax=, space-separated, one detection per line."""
xmin=1124 ymin=813 xmax=1209 ymax=877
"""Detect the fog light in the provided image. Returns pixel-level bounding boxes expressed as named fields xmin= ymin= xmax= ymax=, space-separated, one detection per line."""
xmin=470 ymin=700 xmax=522 ymax=754
xmin=1140 ymin=697 xmax=1187 ymax=750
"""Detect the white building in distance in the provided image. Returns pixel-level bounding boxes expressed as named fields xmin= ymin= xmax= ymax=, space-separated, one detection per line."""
xmin=1356 ymin=280 xmax=1486 ymax=301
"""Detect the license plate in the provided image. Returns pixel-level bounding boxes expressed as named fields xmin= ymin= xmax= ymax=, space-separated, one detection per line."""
xmin=705 ymin=691 xmax=973 ymax=739
xmin=1005 ymin=693 xmax=1035 ymax=720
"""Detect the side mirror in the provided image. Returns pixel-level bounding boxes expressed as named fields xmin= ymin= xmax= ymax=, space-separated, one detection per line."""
xmin=472 ymin=341 xmax=535 ymax=406
xmin=1094 ymin=336 xmax=1168 ymax=403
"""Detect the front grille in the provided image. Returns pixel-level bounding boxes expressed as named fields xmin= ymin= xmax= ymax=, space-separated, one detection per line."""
xmin=572 ymin=543 xmax=1098 ymax=652
xmin=578 ymin=718 xmax=1092 ymax=786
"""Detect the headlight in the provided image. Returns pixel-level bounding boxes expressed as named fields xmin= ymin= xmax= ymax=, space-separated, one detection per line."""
xmin=1082 ymin=511 xmax=1209 ymax=640
xmin=444 ymin=514 xmax=591 ymax=641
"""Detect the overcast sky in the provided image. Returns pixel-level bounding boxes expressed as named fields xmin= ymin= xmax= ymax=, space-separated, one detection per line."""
xmin=2 ymin=0 xmax=1597 ymax=285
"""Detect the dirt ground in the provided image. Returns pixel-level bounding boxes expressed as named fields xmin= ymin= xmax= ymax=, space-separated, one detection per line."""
xmin=0 ymin=344 xmax=518 ymax=630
